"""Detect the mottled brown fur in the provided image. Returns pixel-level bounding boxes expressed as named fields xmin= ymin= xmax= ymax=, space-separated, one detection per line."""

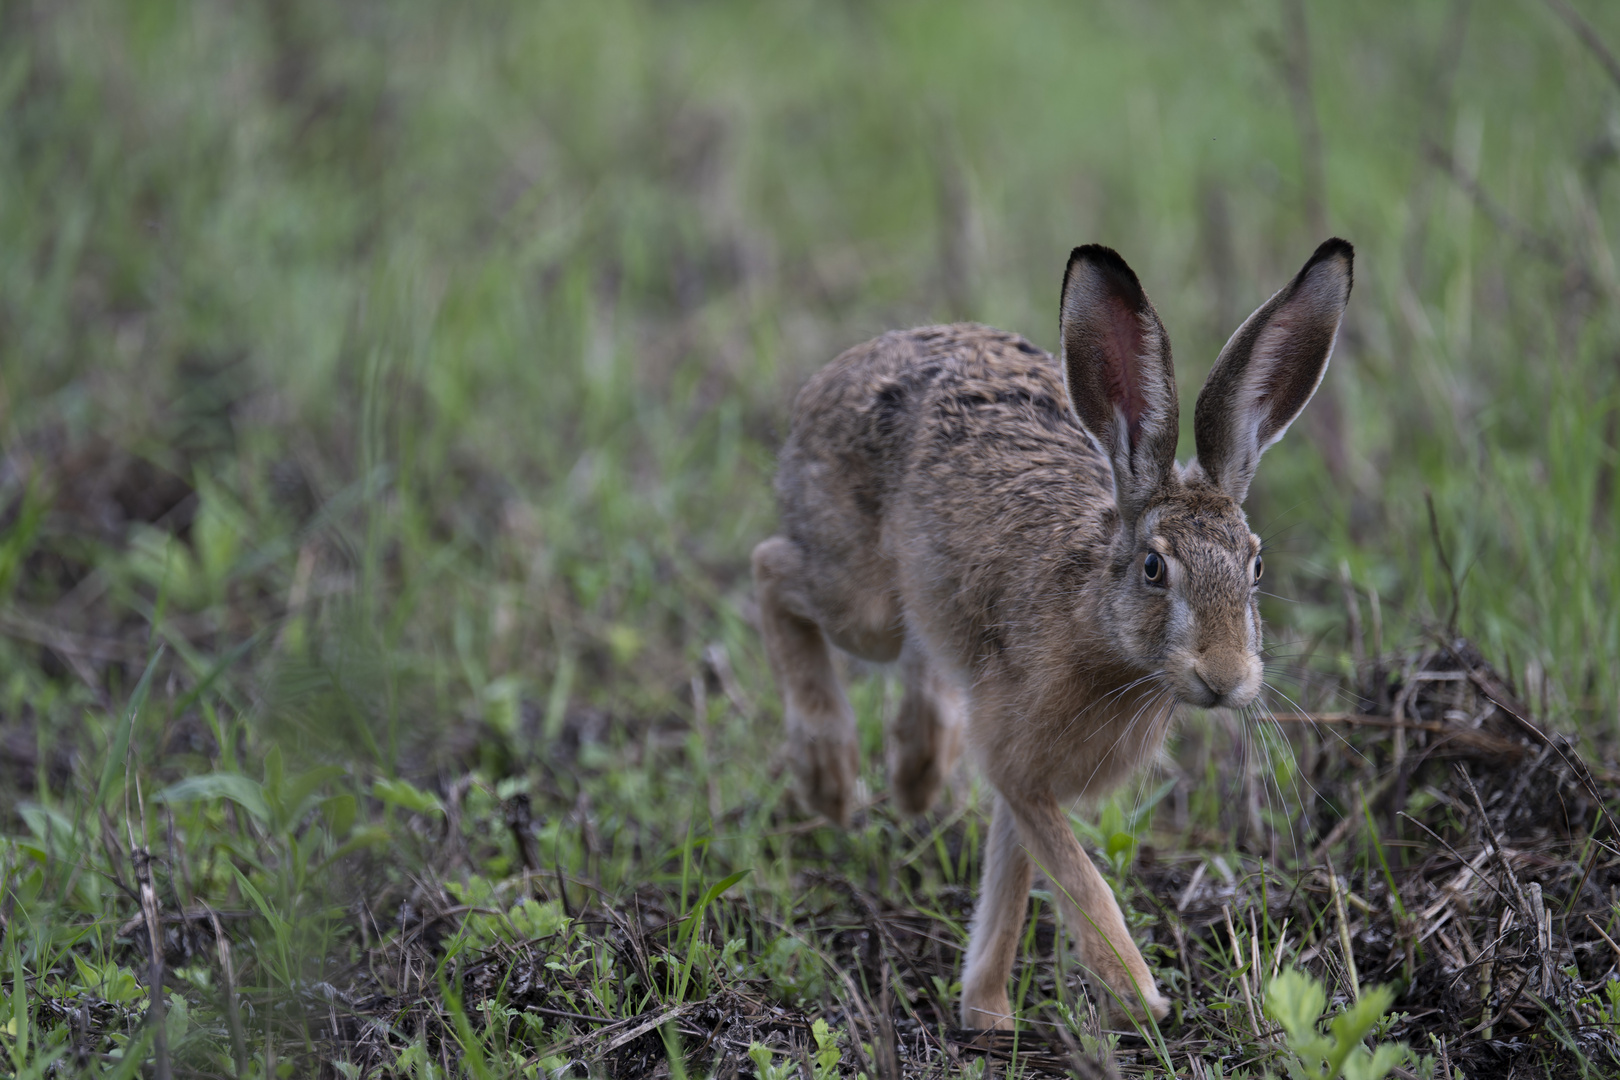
xmin=754 ymin=240 xmax=1353 ymax=1028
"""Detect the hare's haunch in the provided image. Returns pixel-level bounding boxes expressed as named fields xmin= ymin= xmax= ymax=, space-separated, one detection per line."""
xmin=754 ymin=239 xmax=1353 ymax=1028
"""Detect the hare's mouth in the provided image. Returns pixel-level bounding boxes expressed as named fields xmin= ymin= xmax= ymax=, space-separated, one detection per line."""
xmin=1174 ymin=657 xmax=1262 ymax=709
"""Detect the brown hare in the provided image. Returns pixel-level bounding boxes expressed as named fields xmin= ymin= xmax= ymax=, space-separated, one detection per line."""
xmin=753 ymin=239 xmax=1353 ymax=1028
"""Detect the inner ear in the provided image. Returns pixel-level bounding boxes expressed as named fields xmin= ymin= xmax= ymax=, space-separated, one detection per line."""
xmin=1061 ymin=248 xmax=1162 ymax=449
xmin=1058 ymin=245 xmax=1178 ymax=515
xmin=1193 ymin=237 xmax=1353 ymax=502
xmin=1095 ymin=294 xmax=1151 ymax=445
xmin=1248 ymin=294 xmax=1343 ymax=449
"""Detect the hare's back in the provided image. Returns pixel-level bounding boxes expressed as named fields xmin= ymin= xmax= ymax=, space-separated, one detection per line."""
xmin=778 ymin=323 xmax=1110 ymax=543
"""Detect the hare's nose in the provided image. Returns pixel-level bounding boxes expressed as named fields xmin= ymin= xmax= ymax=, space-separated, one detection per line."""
xmin=1192 ymin=659 xmax=1244 ymax=700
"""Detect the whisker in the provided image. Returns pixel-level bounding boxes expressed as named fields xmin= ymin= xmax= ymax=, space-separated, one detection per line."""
xmin=1244 ymin=683 xmax=1373 ymax=867
xmin=1075 ymin=684 xmax=1175 ymax=798
xmin=1247 ymin=697 xmax=1320 ymax=866
xmin=1258 ymin=680 xmax=1372 ymax=775
xmin=1059 ymin=669 xmax=1168 ymax=744
xmin=1252 ymin=505 xmax=1312 ymax=547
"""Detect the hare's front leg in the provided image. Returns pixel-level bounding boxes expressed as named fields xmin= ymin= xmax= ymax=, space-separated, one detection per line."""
xmin=752 ymin=537 xmax=859 ymax=825
xmin=888 ymin=644 xmax=965 ymax=815
xmin=960 ymin=795 xmax=1033 ymax=1029
xmin=1006 ymin=791 xmax=1170 ymax=1022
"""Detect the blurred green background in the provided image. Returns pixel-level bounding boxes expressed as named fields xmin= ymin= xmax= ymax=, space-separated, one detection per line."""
xmin=1 ymin=0 xmax=1619 ymax=1069
xmin=6 ymin=0 xmax=1616 ymax=744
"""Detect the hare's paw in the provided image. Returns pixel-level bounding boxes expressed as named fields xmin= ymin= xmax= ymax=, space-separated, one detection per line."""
xmin=960 ymin=990 xmax=1016 ymax=1032
xmin=890 ymin=749 xmax=944 ymax=816
xmin=1100 ymin=981 xmax=1171 ymax=1026
xmin=888 ymin=662 xmax=964 ymax=816
xmin=888 ymin=718 xmax=962 ymax=815
xmin=1135 ymin=985 xmax=1172 ymax=1023
xmin=788 ymin=723 xmax=858 ymax=826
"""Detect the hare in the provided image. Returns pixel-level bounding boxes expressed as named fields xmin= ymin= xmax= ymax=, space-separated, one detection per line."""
xmin=753 ymin=239 xmax=1353 ymax=1028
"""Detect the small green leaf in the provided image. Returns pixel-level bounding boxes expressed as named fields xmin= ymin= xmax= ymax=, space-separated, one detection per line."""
xmin=230 ymin=864 xmax=278 ymax=930
xmin=678 ymin=868 xmax=751 ymax=953
xmin=693 ymin=869 xmax=750 ymax=912
xmin=277 ymin=765 xmax=348 ymax=831
xmin=1327 ymin=985 xmax=1398 ymax=1078
xmin=1098 ymin=800 xmax=1123 ymax=839
xmin=171 ymin=632 xmax=262 ymax=716
xmin=1124 ymin=778 xmax=1177 ymax=831
xmin=18 ymin=804 xmax=79 ymax=860
xmin=153 ymin=773 xmax=270 ymax=825
xmin=264 ymin=745 xmax=285 ymax=802
xmin=325 ymin=825 xmax=393 ymax=862
xmin=373 ymin=777 xmax=443 ymax=815
xmin=1264 ymin=968 xmax=1327 ymax=1046
xmin=323 ymin=794 xmax=358 ymax=838
xmin=605 ymin=623 xmax=643 ymax=665
xmin=1342 ymin=1041 xmax=1410 ymax=1080
xmin=508 ymin=899 xmax=569 ymax=941
xmin=100 ymin=1026 xmax=156 ymax=1080
xmin=164 ymin=992 xmax=190 ymax=1045
xmin=1265 ymin=968 xmax=1408 ymax=1080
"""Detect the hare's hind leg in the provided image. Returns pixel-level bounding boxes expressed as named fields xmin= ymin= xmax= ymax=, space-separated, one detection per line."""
xmin=752 ymin=536 xmax=860 ymax=825
xmin=889 ymin=643 xmax=965 ymax=815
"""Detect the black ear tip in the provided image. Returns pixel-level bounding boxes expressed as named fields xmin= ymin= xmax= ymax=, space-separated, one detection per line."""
xmin=1296 ymin=236 xmax=1354 ymax=292
xmin=1302 ymin=238 xmax=1354 ymax=272
xmin=1069 ymin=243 xmax=1134 ymax=275
xmin=1064 ymin=243 xmax=1144 ymax=298
xmin=1308 ymin=236 xmax=1354 ymax=268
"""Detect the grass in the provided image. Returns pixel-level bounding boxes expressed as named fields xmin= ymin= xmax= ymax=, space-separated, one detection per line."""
xmin=2 ymin=0 xmax=1620 ymax=1076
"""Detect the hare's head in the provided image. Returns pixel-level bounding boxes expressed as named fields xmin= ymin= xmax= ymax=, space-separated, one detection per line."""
xmin=1059 ymin=239 xmax=1353 ymax=709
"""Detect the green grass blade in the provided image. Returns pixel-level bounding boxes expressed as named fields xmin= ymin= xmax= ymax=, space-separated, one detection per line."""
xmin=96 ymin=647 xmax=164 ymax=809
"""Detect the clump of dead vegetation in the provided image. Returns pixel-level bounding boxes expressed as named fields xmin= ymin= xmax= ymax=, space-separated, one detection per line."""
xmin=1159 ymin=636 xmax=1620 ymax=1078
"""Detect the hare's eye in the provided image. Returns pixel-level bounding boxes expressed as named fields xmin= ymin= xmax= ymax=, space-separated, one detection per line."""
xmin=1253 ymin=555 xmax=1264 ymax=582
xmin=1143 ymin=552 xmax=1166 ymax=585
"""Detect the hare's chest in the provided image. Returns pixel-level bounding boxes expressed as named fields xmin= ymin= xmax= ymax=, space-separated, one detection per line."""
xmin=1027 ymin=687 xmax=1178 ymax=801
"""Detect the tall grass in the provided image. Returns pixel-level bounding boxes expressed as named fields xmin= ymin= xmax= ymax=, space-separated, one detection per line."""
xmin=5 ymin=1 xmax=1614 ymax=730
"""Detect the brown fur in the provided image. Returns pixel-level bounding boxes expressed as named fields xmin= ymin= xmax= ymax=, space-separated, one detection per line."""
xmin=754 ymin=240 xmax=1353 ymax=1028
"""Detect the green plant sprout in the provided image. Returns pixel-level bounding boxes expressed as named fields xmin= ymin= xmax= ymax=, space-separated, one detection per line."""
xmin=1263 ymin=969 xmax=1410 ymax=1080
xmin=747 ymin=1019 xmax=845 ymax=1080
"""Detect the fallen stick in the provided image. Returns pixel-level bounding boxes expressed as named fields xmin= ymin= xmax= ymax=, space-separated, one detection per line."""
xmin=1265 ymin=713 xmax=1523 ymax=757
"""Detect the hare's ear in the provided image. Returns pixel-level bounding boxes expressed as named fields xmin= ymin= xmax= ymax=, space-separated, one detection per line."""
xmin=1060 ymin=245 xmax=1179 ymax=523
xmin=1193 ymin=238 xmax=1353 ymax=503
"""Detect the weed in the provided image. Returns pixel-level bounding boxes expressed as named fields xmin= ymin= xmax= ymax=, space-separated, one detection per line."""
xmin=1264 ymin=969 xmax=1409 ymax=1080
